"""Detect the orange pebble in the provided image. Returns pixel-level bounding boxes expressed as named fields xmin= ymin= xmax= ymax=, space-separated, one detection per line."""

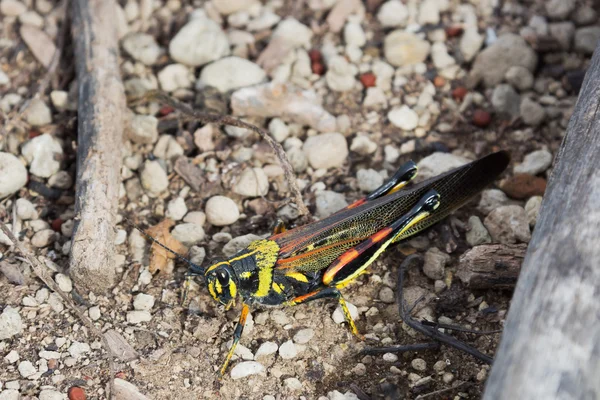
xmin=360 ymin=73 xmax=376 ymax=88
xmin=472 ymin=109 xmax=492 ymax=127
xmin=68 ymin=386 xmax=86 ymax=400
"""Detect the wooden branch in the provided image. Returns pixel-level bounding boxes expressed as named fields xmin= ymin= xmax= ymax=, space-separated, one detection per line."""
xmin=69 ymin=0 xmax=125 ymax=292
xmin=456 ymin=244 xmax=527 ymax=289
xmin=483 ymin=43 xmax=600 ymax=398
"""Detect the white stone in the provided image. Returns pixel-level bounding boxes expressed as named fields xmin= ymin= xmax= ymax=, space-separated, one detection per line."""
xmin=38 ymin=390 xmax=65 ymax=400
xmin=31 ymin=228 xmax=56 ymax=248
xmin=377 ymin=0 xmax=408 ymax=28
xmin=271 ymin=18 xmax=312 ymax=49
xmin=284 ymin=377 xmax=303 ymax=390
xmin=278 ymin=340 xmax=298 ymax=359
xmin=254 ymin=341 xmax=278 ymax=359
xmin=357 ymin=169 xmax=384 ymax=193
xmin=169 ymin=17 xmax=230 ymax=67
xmin=166 ymin=197 xmax=188 ymax=221
xmin=247 ymin=10 xmax=280 ymax=31
xmin=68 ymin=341 xmax=91 ymax=358
xmin=0 ymin=152 xmax=27 ymax=198
xmin=384 ymin=31 xmax=431 ymax=67
xmin=199 ymin=56 xmax=266 ymax=92
xmin=388 ymin=106 xmax=419 ymax=131
xmin=18 ymin=360 xmax=37 ymax=378
xmin=133 ymin=293 xmax=155 ymax=311
xmin=21 ymin=133 xmax=63 ymax=178
xmin=157 ymin=63 xmax=193 ymax=92
xmin=268 ymin=118 xmax=290 ymax=142
xmin=230 ymin=361 xmax=265 ymax=379
xmin=4 ymin=350 xmax=20 ymax=363
xmin=363 ymin=87 xmax=387 ymax=108
xmin=24 ymin=98 xmax=52 ymax=126
xmin=55 ymin=273 xmax=72 ymax=292
xmin=126 ymin=113 xmax=158 ymax=144
xmin=140 ymin=160 xmax=169 ymax=197
xmin=16 ymin=198 xmax=37 ymax=220
xmin=303 ymin=133 xmax=348 ymax=169
xmin=1 ymin=0 xmax=27 ymax=16
xmin=332 ymin=301 xmax=358 ymax=324
xmin=0 ymin=70 xmax=9 ymax=86
xmin=205 ymin=195 xmax=240 ymax=226
xmin=183 ymin=211 xmax=206 ymax=226
xmin=350 ymin=135 xmax=377 ymax=155
xmin=418 ymin=0 xmax=440 ymax=25
xmin=122 ymin=33 xmax=162 ymax=65
xmin=293 ymin=328 xmax=314 ymax=344
xmin=431 ymin=42 xmax=455 ymax=69
xmin=232 ymin=167 xmax=270 ymax=197
xmin=315 ymin=190 xmax=348 ymax=219
xmin=326 ymin=56 xmax=357 ymax=92
xmin=344 ymin=21 xmax=366 ymax=47
xmin=416 ymin=153 xmax=470 ymax=182
xmin=126 ymin=310 xmax=152 ymax=324
xmin=89 ymin=306 xmax=101 ymax=321
xmin=514 ymin=149 xmax=553 ymax=175
xmin=171 ymin=223 xmax=205 ymax=246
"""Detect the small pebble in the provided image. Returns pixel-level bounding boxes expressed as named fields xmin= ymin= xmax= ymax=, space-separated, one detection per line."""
xmin=18 ymin=360 xmax=37 ymax=378
xmin=379 ymin=287 xmax=395 ymax=303
xmin=133 ymin=293 xmax=155 ymax=311
xmin=205 ymin=196 xmax=240 ymax=226
xmin=230 ymin=361 xmax=265 ymax=379
xmin=0 ymin=152 xmax=28 ymax=198
xmin=166 ymin=197 xmax=188 ymax=221
xmin=514 ymin=150 xmax=553 ymax=175
xmin=422 ymin=247 xmax=450 ymax=280
xmin=388 ymin=105 xmax=418 ymax=131
xmin=88 ymin=306 xmax=101 ymax=321
xmin=24 ymin=98 xmax=52 ymax=126
xmin=278 ymin=340 xmax=298 ymax=359
xmin=525 ymin=196 xmax=543 ymax=227
xmin=171 ymin=223 xmax=205 ymax=247
xmin=68 ymin=341 xmax=91 ymax=358
xmin=126 ymin=310 xmax=152 ymax=324
xmin=140 ymin=160 xmax=169 ymax=197
xmin=484 ymin=205 xmax=531 ymax=244
xmin=31 ymin=229 xmax=56 ymax=248
xmin=232 ymin=167 xmax=270 ymax=197
xmin=466 ymin=216 xmax=492 ymax=246
xmin=303 ymin=133 xmax=348 ymax=169
xmin=254 ymin=341 xmax=278 ymax=359
xmin=4 ymin=350 xmax=20 ymax=363
xmin=16 ymin=198 xmax=37 ymax=220
xmin=383 ymin=353 xmax=398 ymax=362
xmin=433 ymin=360 xmax=447 ymax=372
xmin=21 ymin=133 xmax=63 ymax=178
xmin=411 ymin=358 xmax=427 ymax=371
xmin=293 ymin=328 xmax=314 ymax=344
xmin=284 ymin=377 xmax=303 ymax=390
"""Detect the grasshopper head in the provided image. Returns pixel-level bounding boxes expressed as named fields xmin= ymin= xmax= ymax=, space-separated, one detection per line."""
xmin=205 ymin=261 xmax=238 ymax=310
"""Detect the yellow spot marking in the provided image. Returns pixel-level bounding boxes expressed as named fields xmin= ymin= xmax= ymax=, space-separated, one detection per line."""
xmin=206 ymin=260 xmax=230 ymax=274
xmin=229 ymin=281 xmax=237 ymax=298
xmin=273 ymin=283 xmax=284 ymax=294
xmin=285 ymin=272 xmax=309 ymax=283
xmin=239 ymin=271 xmax=253 ymax=279
xmin=208 ymin=282 xmax=217 ymax=299
xmin=247 ymin=240 xmax=280 ymax=298
xmin=215 ymin=280 xmax=222 ymax=294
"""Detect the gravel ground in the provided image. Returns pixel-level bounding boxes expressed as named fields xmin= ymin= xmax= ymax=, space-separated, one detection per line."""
xmin=0 ymin=0 xmax=597 ymax=399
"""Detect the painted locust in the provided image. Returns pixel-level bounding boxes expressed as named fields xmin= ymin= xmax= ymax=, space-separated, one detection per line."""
xmin=136 ymin=150 xmax=509 ymax=375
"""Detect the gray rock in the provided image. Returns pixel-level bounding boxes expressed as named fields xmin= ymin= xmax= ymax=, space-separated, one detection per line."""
xmin=205 ymin=196 xmax=240 ymax=226
xmin=68 ymin=341 xmax=91 ymax=358
xmin=423 ymin=247 xmax=450 ymax=280
xmin=411 ymin=358 xmax=427 ymax=371
xmin=303 ymin=133 xmax=348 ymax=169
xmin=545 ymin=0 xmax=575 ymax=20
xmin=232 ymin=167 xmax=269 ymax=197
xmin=24 ymin=98 xmax=52 ymax=126
xmin=505 ymin=66 xmax=534 ymax=91
xmin=520 ymin=98 xmax=546 ymax=126
xmin=315 ymin=190 xmax=348 ymax=219
xmin=189 ymin=246 xmax=206 ymax=265
xmin=169 ymin=17 xmax=230 ymax=67
xmin=286 ymin=147 xmax=308 ymax=173
xmin=0 ymin=152 xmax=28 ymax=198
xmin=184 ymin=211 xmax=206 ymax=226
xmin=89 ymin=306 xmax=101 ymax=321
xmin=384 ymin=31 xmax=431 ymax=67
xmin=484 ymin=205 xmax=531 ymax=244
xmin=293 ymin=328 xmax=315 ymax=344
xmin=122 ymin=33 xmax=162 ymax=65
xmin=573 ymin=6 xmax=597 ymax=26
xmin=133 ymin=293 xmax=155 ymax=311
xmin=383 ymin=353 xmax=398 ymax=362
xmin=48 ymin=170 xmax=72 ymax=189
xmin=4 ymin=350 xmax=19 ymax=363
xmin=140 ymin=160 xmax=169 ymax=197
xmin=199 ymin=56 xmax=266 ymax=92
xmin=549 ymin=22 xmax=575 ymax=50
xmin=574 ymin=26 xmax=600 ymax=54
xmin=21 ymin=133 xmax=63 ymax=178
xmin=126 ymin=113 xmax=159 ymax=144
xmin=415 ymin=153 xmax=470 ymax=182
xmin=278 ymin=340 xmax=298 ymax=359
xmin=230 ymin=361 xmax=265 ymax=379
xmin=525 ymin=196 xmax=543 ymax=226
xmin=379 ymin=286 xmax=395 ymax=303
xmin=357 ymin=169 xmax=384 ymax=193
xmin=469 ymin=34 xmax=537 ymax=87
xmin=515 ymin=149 xmax=553 ymax=175
xmin=0 ymin=389 xmax=20 ymax=400
xmin=492 ymin=84 xmax=521 ymax=117
xmin=171 ymin=223 xmax=205 ymax=247
xmin=388 ymin=105 xmax=419 ymax=131
xmin=16 ymin=198 xmax=37 ymax=220
xmin=466 ymin=216 xmax=492 ymax=246
xmin=157 ymin=63 xmax=192 ymax=92
xmin=477 ymin=189 xmax=512 ymax=214
xmin=377 ymin=0 xmax=408 ymax=28
xmin=223 ymin=234 xmax=262 ymax=257
xmin=0 ymin=306 xmax=23 ymax=340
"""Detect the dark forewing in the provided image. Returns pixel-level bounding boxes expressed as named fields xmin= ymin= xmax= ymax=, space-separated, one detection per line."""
xmin=271 ymin=151 xmax=509 ymax=273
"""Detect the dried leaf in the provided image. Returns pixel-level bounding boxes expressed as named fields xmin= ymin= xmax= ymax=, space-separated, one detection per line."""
xmin=145 ymin=219 xmax=187 ymax=274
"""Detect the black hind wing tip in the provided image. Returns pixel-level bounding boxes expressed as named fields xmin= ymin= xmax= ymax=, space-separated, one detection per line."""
xmin=481 ymin=150 xmax=511 ymax=176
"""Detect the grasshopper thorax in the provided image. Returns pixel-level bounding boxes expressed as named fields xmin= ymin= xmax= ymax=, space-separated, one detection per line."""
xmin=205 ymin=261 xmax=238 ymax=309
